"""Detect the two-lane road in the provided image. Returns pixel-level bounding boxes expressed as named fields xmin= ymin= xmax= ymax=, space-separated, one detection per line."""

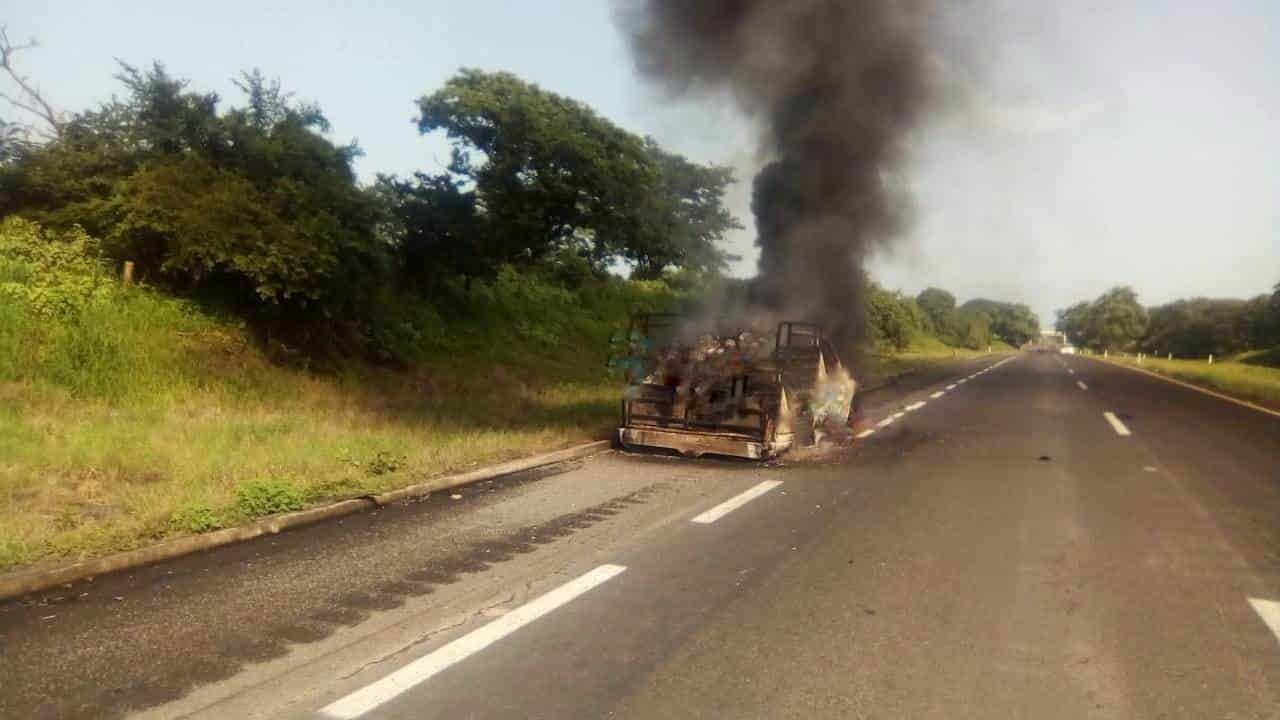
xmin=3 ymin=351 xmax=1279 ymax=719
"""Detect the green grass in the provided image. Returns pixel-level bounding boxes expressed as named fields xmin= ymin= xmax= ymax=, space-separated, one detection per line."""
xmin=1103 ymin=352 xmax=1280 ymax=410
xmin=863 ymin=335 xmax=1012 ymax=386
xmin=0 ymin=251 xmax=658 ymax=570
xmin=0 ymin=218 xmax=1008 ymax=572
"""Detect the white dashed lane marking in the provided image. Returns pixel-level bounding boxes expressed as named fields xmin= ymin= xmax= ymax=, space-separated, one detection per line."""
xmin=905 ymin=401 xmax=926 ymax=412
xmin=930 ymin=391 xmax=944 ymax=399
xmin=1077 ymin=381 xmax=1088 ymax=391
xmin=1104 ymin=411 xmax=1131 ymax=436
xmin=1249 ymin=598 xmax=1280 ymax=651
xmin=691 ymin=481 xmax=784 ymax=525
xmin=319 ymin=564 xmax=628 ymax=719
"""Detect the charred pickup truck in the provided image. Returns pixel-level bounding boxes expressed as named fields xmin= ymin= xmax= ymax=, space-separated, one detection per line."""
xmin=613 ymin=315 xmax=856 ymax=460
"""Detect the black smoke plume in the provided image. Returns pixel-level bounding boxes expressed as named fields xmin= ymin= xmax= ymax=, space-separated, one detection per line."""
xmin=618 ymin=1 xmax=940 ymax=351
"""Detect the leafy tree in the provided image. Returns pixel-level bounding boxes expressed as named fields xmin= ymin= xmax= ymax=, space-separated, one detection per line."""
xmin=867 ymin=282 xmax=929 ymax=351
xmin=916 ymin=287 xmax=956 ymax=335
xmin=1055 ymin=301 xmax=1091 ymax=346
xmin=627 ymin=139 xmax=740 ymax=279
xmin=416 ymin=69 xmax=657 ymax=270
xmin=410 ymin=70 xmax=737 ymax=281
xmin=1083 ymin=287 xmax=1147 ymax=351
xmin=3 ymin=64 xmax=384 ymax=307
xmin=957 ymin=309 xmax=993 ymax=349
xmin=960 ymin=298 xmax=1040 ymax=346
xmin=377 ymin=171 xmax=484 ymax=294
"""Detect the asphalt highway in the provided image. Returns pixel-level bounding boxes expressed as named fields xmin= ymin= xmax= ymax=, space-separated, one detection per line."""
xmin=3 ymin=351 xmax=1280 ymax=719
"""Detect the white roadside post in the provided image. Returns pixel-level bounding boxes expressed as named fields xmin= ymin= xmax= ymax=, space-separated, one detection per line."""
xmin=1209 ymin=354 xmax=1214 ymax=365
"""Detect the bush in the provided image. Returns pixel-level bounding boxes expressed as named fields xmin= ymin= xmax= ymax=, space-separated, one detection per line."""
xmin=234 ymin=477 xmax=305 ymax=517
xmin=0 ymin=217 xmax=115 ymax=319
xmin=169 ymin=504 xmax=224 ymax=534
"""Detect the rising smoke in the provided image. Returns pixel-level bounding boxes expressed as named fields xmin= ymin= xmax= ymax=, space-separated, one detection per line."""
xmin=618 ymin=1 xmax=944 ymax=351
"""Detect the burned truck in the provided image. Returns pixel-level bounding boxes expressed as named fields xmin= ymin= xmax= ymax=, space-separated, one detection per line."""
xmin=614 ymin=315 xmax=856 ymax=460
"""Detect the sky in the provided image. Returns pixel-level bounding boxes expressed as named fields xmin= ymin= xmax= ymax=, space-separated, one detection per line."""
xmin=5 ymin=1 xmax=1277 ymax=326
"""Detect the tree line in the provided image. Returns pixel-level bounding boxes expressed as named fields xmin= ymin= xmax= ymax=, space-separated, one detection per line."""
xmin=0 ymin=36 xmax=1042 ymax=365
xmin=1056 ymin=285 xmax=1280 ymax=357
xmin=0 ymin=49 xmax=738 ymax=360
xmin=869 ymin=283 xmax=1041 ymax=351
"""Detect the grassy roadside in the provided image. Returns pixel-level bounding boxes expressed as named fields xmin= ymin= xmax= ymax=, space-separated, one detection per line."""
xmin=862 ymin=336 xmax=1014 ymax=387
xmin=1092 ymin=352 xmax=1280 ymax=411
xmin=0 ymin=224 xmax=991 ymax=574
xmin=0 ymin=333 xmax=622 ymax=572
xmin=0 ymin=326 xmax=974 ymax=575
xmin=1 ymin=219 xmax=677 ymax=572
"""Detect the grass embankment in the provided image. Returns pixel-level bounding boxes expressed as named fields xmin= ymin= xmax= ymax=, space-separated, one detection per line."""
xmin=0 ymin=218 xmax=991 ymax=573
xmin=0 ymin=224 xmax=681 ymax=571
xmin=1100 ymin=350 xmax=1280 ymax=411
xmin=863 ymin=334 xmax=1013 ymax=386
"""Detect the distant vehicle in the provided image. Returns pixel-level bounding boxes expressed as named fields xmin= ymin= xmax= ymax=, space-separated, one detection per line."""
xmin=1060 ymin=345 xmax=1077 ymax=355
xmin=613 ymin=316 xmax=854 ymax=460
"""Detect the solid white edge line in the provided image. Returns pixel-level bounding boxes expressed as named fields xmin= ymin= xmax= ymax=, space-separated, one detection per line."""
xmin=319 ymin=564 xmax=628 ymax=719
xmin=1103 ymin=411 xmax=1131 ymax=436
xmin=855 ymin=429 xmax=875 ymax=439
xmin=891 ymin=412 xmax=905 ymax=420
xmin=876 ymin=417 xmax=895 ymax=428
xmin=691 ymin=480 xmax=784 ymax=525
xmin=1077 ymin=381 xmax=1088 ymax=391
xmin=1249 ymin=598 xmax=1280 ymax=648
xmin=930 ymin=391 xmax=944 ymax=399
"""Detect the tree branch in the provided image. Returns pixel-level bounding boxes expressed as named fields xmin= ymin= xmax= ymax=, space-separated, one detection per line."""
xmin=0 ymin=25 xmax=62 ymax=138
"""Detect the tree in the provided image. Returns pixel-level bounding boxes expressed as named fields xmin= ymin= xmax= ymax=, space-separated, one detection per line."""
xmin=957 ymin=310 xmax=993 ymax=350
xmin=0 ymin=26 xmax=63 ymax=139
xmin=416 ymin=70 xmax=657 ymax=269
xmin=627 ymin=139 xmax=740 ymax=279
xmin=1 ymin=61 xmax=388 ymax=336
xmin=377 ymin=171 xmax=484 ymax=294
xmin=916 ymin=287 xmax=956 ymax=335
xmin=1086 ymin=286 xmax=1147 ymax=351
xmin=960 ymin=298 xmax=1040 ymax=346
xmin=411 ymin=70 xmax=737 ymax=280
xmin=1055 ymin=301 xmax=1091 ymax=346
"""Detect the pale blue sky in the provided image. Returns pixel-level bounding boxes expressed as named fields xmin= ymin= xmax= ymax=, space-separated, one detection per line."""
xmin=5 ymin=1 xmax=1278 ymax=324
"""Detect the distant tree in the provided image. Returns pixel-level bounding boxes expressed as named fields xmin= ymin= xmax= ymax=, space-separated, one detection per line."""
xmin=1055 ymin=301 xmax=1091 ymax=346
xmin=956 ymin=309 xmax=992 ymax=349
xmin=1086 ymin=286 xmax=1147 ymax=351
xmin=916 ymin=287 xmax=956 ymax=335
xmin=866 ymin=282 xmax=918 ymax=351
xmin=960 ymin=298 xmax=1040 ymax=346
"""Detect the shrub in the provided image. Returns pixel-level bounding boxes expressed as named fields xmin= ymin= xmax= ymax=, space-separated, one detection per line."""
xmin=234 ymin=477 xmax=305 ymax=517
xmin=170 ymin=504 xmax=224 ymax=534
xmin=0 ymin=217 xmax=115 ymax=319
